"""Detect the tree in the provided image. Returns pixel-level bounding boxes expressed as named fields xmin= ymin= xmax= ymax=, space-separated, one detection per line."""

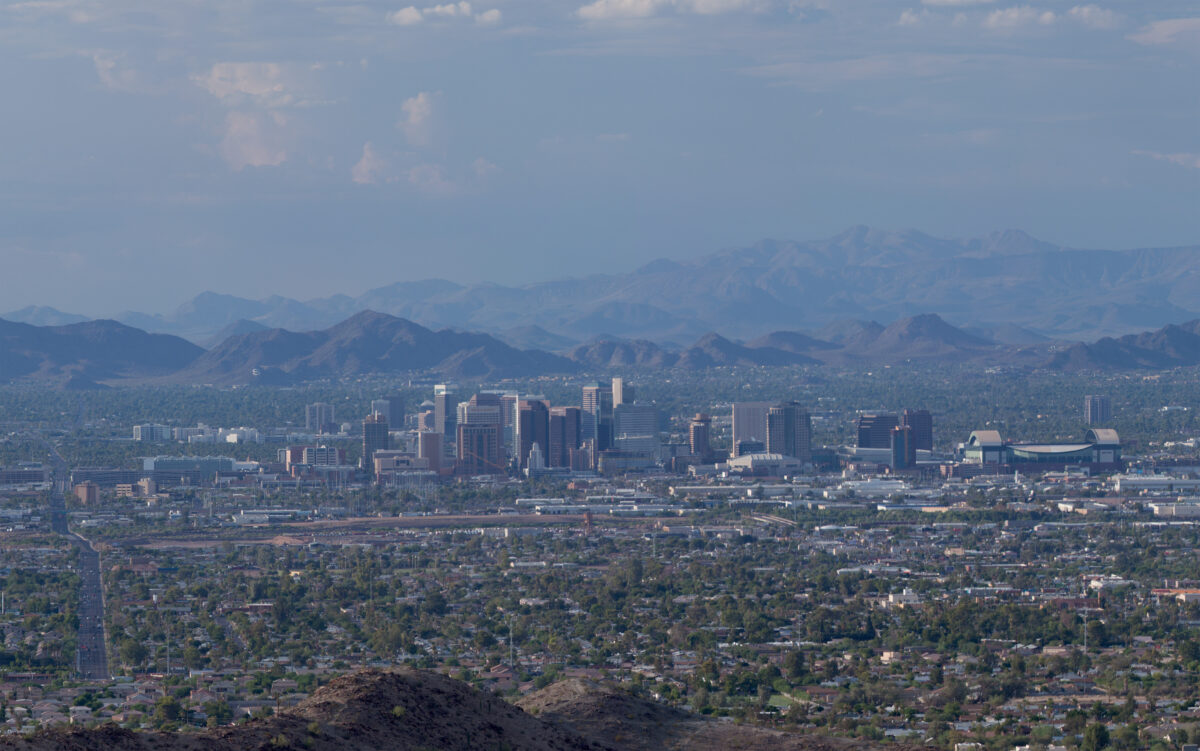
xmin=1082 ymin=723 xmax=1111 ymax=751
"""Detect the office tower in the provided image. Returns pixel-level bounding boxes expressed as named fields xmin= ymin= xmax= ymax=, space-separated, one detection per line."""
xmin=455 ymin=393 xmax=504 ymax=475
xmin=731 ymin=402 xmax=770 ymax=458
xmin=549 ymin=406 xmax=581 ymax=468
xmin=1084 ymin=395 xmax=1111 ymax=425
xmin=305 ymin=403 xmax=336 ymax=434
xmin=689 ymin=413 xmax=713 ymax=462
xmin=890 ymin=425 xmax=916 ymax=470
xmin=614 ymin=403 xmax=661 ymax=454
xmin=497 ymin=392 xmax=519 ymax=458
xmin=362 ymin=414 xmax=389 ymax=474
xmin=457 ymin=423 xmax=503 ymax=475
xmin=371 ymin=396 xmax=404 ymax=428
xmin=767 ymin=402 xmax=812 ymax=462
xmin=856 ymin=413 xmax=899 ymax=449
xmin=434 ymin=384 xmax=458 ymax=460
xmin=518 ymin=400 xmax=550 ymax=469
xmin=612 ymin=377 xmax=634 ymax=407
xmin=581 ymin=382 xmax=614 ymax=450
xmin=416 ymin=430 xmax=442 ymax=473
xmin=132 ymin=424 xmax=171 ymax=442
xmin=901 ymin=408 xmax=934 ymax=452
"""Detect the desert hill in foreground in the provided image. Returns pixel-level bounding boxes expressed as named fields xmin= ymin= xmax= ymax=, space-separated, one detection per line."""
xmin=0 ymin=668 xmax=916 ymax=751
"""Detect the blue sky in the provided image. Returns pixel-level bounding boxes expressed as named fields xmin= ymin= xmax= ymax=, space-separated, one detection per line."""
xmin=0 ymin=0 xmax=1197 ymax=315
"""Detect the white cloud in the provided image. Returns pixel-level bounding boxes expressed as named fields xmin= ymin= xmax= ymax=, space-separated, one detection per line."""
xmin=352 ymin=142 xmax=386 ymax=184
xmin=387 ymin=6 xmax=423 ymax=24
xmin=1067 ymin=5 xmax=1119 ymax=30
xmin=475 ymin=8 xmax=501 ymax=24
xmin=1128 ymin=17 xmax=1200 ymax=45
xmin=898 ymin=9 xmax=926 ymax=27
xmin=387 ymin=2 xmax=501 ymax=25
xmin=219 ymin=112 xmax=287 ymax=171
xmin=472 ymin=157 xmax=499 ymax=177
xmin=89 ymin=51 xmax=138 ymax=92
xmin=399 ymin=91 xmax=436 ymax=146
xmin=195 ymin=63 xmax=292 ymax=107
xmin=577 ymin=0 xmax=761 ymax=21
xmin=408 ymin=164 xmax=456 ymax=194
xmin=1133 ymin=150 xmax=1200 ymax=170
xmin=983 ymin=6 xmax=1055 ymax=30
xmin=921 ymin=0 xmax=994 ymax=5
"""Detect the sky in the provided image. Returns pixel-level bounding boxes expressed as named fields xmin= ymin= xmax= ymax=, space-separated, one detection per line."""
xmin=0 ymin=0 xmax=1197 ymax=316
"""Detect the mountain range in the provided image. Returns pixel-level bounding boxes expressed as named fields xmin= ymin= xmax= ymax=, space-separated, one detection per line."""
xmin=5 ymin=307 xmax=1200 ymax=387
xmin=7 ymin=227 xmax=1200 ymax=346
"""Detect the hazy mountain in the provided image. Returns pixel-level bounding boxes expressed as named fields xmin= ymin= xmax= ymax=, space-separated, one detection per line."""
xmin=676 ymin=333 xmax=820 ymax=368
xmin=746 ymin=331 xmax=839 ymax=353
xmin=495 ymin=324 xmax=580 ymax=352
xmin=568 ymin=337 xmax=679 ymax=369
xmin=2 ymin=305 xmax=89 ymax=327
xmin=201 ymin=318 xmax=270 ymax=348
xmin=0 ymin=319 xmax=203 ymax=383
xmin=99 ymin=228 xmax=1200 ymax=344
xmin=171 ymin=310 xmax=579 ymax=385
xmin=1047 ymin=320 xmax=1200 ymax=370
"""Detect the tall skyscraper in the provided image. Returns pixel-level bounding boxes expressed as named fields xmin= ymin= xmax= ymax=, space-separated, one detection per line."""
xmin=614 ymin=403 xmax=661 ymax=455
xmin=434 ymin=384 xmax=458 ymax=458
xmin=517 ymin=400 xmax=550 ymax=469
xmin=731 ymin=402 xmax=771 ymax=457
xmin=371 ymin=396 xmax=405 ymax=429
xmin=362 ymin=414 xmax=389 ymax=475
xmin=548 ymin=406 xmax=581 ymax=468
xmin=456 ymin=393 xmax=504 ymax=475
xmin=1084 ymin=395 xmax=1111 ymax=425
xmin=581 ymin=382 xmax=614 ymax=451
xmin=689 ymin=413 xmax=713 ymax=462
xmin=900 ymin=409 xmax=933 ymax=452
xmin=767 ymin=402 xmax=812 ymax=462
xmin=305 ymin=403 xmax=335 ymax=434
xmin=857 ymin=413 xmax=899 ymax=449
xmin=890 ymin=425 xmax=916 ymax=470
xmin=612 ymin=377 xmax=634 ymax=407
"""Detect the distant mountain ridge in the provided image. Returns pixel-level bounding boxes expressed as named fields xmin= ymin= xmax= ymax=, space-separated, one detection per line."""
xmin=19 ymin=227 xmax=1200 ymax=345
xmin=3 ymin=309 xmax=1200 ymax=387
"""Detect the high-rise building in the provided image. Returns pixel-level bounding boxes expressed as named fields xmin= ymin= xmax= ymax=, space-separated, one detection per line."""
xmin=548 ymin=406 xmax=581 ymax=468
xmin=890 ymin=425 xmax=916 ymax=470
xmin=612 ymin=377 xmax=634 ymax=407
xmin=767 ymin=402 xmax=812 ymax=462
xmin=689 ymin=414 xmax=713 ymax=462
xmin=857 ymin=413 xmax=899 ymax=449
xmin=455 ymin=393 xmax=504 ymax=475
xmin=362 ymin=414 xmax=389 ymax=475
xmin=305 ymin=403 xmax=336 ymax=434
xmin=1084 ymin=395 xmax=1111 ymax=425
xmin=371 ymin=396 xmax=405 ymax=428
xmin=614 ymin=403 xmax=661 ymax=455
xmin=581 ymin=382 xmax=614 ymax=450
xmin=900 ymin=409 xmax=933 ymax=452
xmin=436 ymin=383 xmax=458 ymax=436
xmin=731 ymin=402 xmax=771 ymax=458
xmin=517 ymin=400 xmax=550 ymax=469
xmin=416 ymin=430 xmax=442 ymax=473
xmin=457 ymin=423 xmax=503 ymax=475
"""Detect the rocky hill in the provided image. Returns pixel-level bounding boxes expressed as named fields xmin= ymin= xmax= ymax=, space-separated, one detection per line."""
xmin=0 ymin=318 xmax=203 ymax=385
xmin=168 ymin=311 xmax=580 ymax=385
xmin=0 ymin=669 xmax=917 ymax=751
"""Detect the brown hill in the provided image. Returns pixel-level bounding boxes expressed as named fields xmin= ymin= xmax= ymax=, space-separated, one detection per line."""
xmin=518 ymin=677 xmax=911 ymax=751
xmin=0 ymin=670 xmax=921 ymax=751
xmin=0 ymin=669 xmax=607 ymax=751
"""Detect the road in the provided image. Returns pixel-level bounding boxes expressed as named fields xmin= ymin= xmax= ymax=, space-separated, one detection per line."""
xmin=43 ymin=437 xmax=110 ymax=681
